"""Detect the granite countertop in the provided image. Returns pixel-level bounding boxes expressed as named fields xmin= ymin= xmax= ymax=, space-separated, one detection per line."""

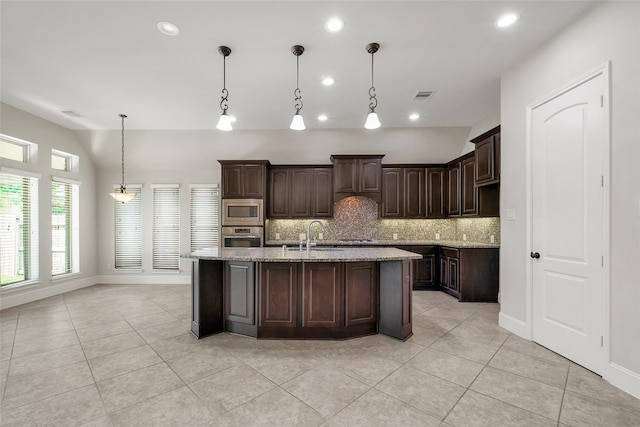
xmin=186 ymin=246 xmax=422 ymax=262
xmin=264 ymin=239 xmax=500 ymax=249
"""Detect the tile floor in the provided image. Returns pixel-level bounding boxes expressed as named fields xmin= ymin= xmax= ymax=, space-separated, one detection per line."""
xmin=1 ymin=284 xmax=639 ymax=426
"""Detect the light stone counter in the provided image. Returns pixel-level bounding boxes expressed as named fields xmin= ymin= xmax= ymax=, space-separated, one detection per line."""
xmin=187 ymin=246 xmax=422 ymax=262
xmin=264 ymin=239 xmax=500 ymax=249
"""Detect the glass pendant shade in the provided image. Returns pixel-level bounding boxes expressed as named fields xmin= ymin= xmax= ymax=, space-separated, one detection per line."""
xmin=110 ymin=186 xmax=137 ymax=203
xmin=364 ymin=111 xmax=381 ymax=129
xmin=217 ymin=111 xmax=232 ymax=131
xmin=290 ymin=112 xmax=305 ymax=130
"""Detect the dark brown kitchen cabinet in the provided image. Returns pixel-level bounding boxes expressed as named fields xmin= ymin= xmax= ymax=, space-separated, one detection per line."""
xmin=440 ymin=248 xmax=460 ymax=297
xmin=381 ymin=168 xmax=404 ymax=218
xmin=219 ymin=161 xmax=268 ymax=198
xmin=303 ymin=263 xmax=343 ymax=328
xmin=426 ymin=167 xmax=445 ymax=218
xmin=404 ymin=168 xmax=425 ymax=218
xmin=268 ymin=167 xmax=333 ymax=218
xmin=446 ymin=162 xmax=461 ymax=216
xmin=472 ymin=126 xmax=500 ymax=186
xmin=461 ymin=154 xmax=478 ymax=216
xmin=411 ymin=245 xmax=439 ymax=290
xmin=331 ymin=155 xmax=384 ymax=203
xmin=344 ymin=262 xmax=378 ymax=327
xmin=439 ymin=247 xmax=499 ymax=302
xmin=259 ymin=262 xmax=299 ymax=328
xmin=224 ymin=261 xmax=257 ymax=337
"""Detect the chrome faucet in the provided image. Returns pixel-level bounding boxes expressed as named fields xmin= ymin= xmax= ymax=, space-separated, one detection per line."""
xmin=306 ymin=220 xmax=325 ymax=256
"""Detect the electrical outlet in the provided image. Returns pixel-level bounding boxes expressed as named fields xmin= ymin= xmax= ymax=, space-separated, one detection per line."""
xmin=490 ymin=234 xmax=495 ymax=243
xmin=462 ymin=234 xmax=467 ymax=241
xmin=275 ymin=233 xmax=280 ymax=240
xmin=299 ymin=233 xmax=306 ymax=241
xmin=435 ymin=233 xmax=440 ymax=240
xmin=318 ymin=233 xmax=323 ymax=240
xmin=393 ymin=233 xmax=398 ymax=240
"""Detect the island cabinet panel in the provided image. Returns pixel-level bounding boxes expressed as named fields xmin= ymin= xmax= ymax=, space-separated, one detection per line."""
xmin=303 ymin=263 xmax=343 ymax=328
xmin=381 ymin=168 xmax=404 ymax=218
xmin=426 ymin=167 xmax=446 ymax=218
xmin=379 ymin=260 xmax=412 ymax=341
xmin=191 ymin=260 xmax=224 ymax=338
xmin=344 ymin=262 xmax=378 ymax=327
xmin=224 ymin=261 xmax=257 ymax=337
xmin=404 ymin=168 xmax=426 ymax=218
xmin=260 ymin=263 xmax=299 ymax=328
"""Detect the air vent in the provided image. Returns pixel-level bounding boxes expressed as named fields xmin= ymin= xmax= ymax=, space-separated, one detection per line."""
xmin=414 ymin=91 xmax=435 ymax=100
xmin=61 ymin=110 xmax=83 ymax=118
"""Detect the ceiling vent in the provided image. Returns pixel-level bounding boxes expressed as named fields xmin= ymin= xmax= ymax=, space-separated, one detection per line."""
xmin=413 ymin=91 xmax=435 ymax=100
xmin=61 ymin=110 xmax=83 ymax=118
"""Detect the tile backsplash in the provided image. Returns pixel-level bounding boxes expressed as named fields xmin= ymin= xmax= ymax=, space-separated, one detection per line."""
xmin=267 ymin=196 xmax=500 ymax=244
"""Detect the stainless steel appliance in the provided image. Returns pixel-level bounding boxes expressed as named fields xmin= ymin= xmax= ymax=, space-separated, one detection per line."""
xmin=221 ymin=199 xmax=263 ymax=226
xmin=221 ymin=226 xmax=263 ymax=248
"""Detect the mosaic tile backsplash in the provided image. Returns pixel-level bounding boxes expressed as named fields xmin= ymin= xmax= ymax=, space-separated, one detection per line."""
xmin=268 ymin=196 xmax=500 ymax=244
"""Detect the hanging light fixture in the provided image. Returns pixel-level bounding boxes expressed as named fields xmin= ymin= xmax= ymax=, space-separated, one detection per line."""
xmin=364 ymin=42 xmax=381 ymax=129
xmin=216 ymin=45 xmax=233 ymax=131
xmin=109 ymin=114 xmax=137 ymax=203
xmin=290 ymin=45 xmax=305 ymax=130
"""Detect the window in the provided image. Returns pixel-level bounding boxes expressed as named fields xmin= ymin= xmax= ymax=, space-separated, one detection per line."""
xmin=1 ymin=134 xmax=35 ymax=163
xmin=1 ymin=171 xmax=39 ymax=287
xmin=190 ymin=185 xmax=219 ymax=251
xmin=152 ymin=185 xmax=180 ymax=270
xmin=114 ymin=185 xmax=142 ymax=270
xmin=51 ymin=178 xmax=79 ymax=276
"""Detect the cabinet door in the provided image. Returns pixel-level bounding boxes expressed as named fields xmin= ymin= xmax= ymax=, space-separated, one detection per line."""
xmin=495 ymin=132 xmax=501 ymax=180
xmin=404 ymin=168 xmax=425 ymax=218
xmin=243 ymin=164 xmax=265 ymax=198
xmin=426 ymin=167 xmax=445 ymax=218
xmin=225 ymin=261 xmax=255 ymax=325
xmin=448 ymin=258 xmax=459 ymax=293
xmin=345 ymin=262 xmax=377 ymax=326
xmin=290 ymin=169 xmax=312 ymax=217
xmin=440 ymin=257 xmax=449 ymax=288
xmin=359 ymin=158 xmax=382 ymax=193
xmin=475 ymin=136 xmax=495 ymax=185
xmin=303 ymin=263 xmax=342 ymax=328
xmin=222 ymin=164 xmax=244 ymax=198
xmin=382 ymin=168 xmax=404 ymax=218
xmin=312 ymin=168 xmax=333 ymax=217
xmin=446 ymin=163 xmax=461 ymax=216
xmin=461 ymin=157 xmax=478 ymax=216
xmin=333 ymin=159 xmax=358 ymax=193
xmin=414 ymin=254 xmax=437 ymax=289
xmin=260 ymin=263 xmax=298 ymax=328
xmin=269 ymin=168 xmax=289 ymax=218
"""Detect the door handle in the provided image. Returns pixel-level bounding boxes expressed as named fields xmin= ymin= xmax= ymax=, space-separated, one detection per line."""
xmin=530 ymin=252 xmax=540 ymax=259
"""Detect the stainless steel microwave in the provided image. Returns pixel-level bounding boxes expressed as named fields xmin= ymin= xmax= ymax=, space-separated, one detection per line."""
xmin=221 ymin=198 xmax=263 ymax=226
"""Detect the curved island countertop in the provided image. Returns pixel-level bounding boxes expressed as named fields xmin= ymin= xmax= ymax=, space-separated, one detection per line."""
xmin=187 ymin=246 xmax=422 ymax=262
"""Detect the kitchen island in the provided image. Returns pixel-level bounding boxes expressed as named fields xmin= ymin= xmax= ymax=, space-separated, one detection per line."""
xmin=187 ymin=247 xmax=421 ymax=341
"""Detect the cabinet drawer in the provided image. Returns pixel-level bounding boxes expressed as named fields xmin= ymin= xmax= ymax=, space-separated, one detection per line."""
xmin=441 ymin=248 xmax=459 ymax=259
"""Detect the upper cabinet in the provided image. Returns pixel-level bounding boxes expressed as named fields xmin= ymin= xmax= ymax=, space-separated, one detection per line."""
xmin=268 ymin=166 xmax=333 ymax=219
xmin=381 ymin=166 xmax=444 ymax=219
xmin=445 ymin=162 xmax=461 ymax=216
xmin=460 ymin=154 xmax=478 ymax=216
xmin=219 ymin=161 xmax=269 ymax=198
xmin=471 ymin=126 xmax=501 ymax=187
xmin=331 ymin=155 xmax=384 ymax=203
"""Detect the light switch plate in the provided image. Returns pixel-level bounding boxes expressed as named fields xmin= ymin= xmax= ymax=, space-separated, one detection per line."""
xmin=506 ymin=209 xmax=516 ymax=221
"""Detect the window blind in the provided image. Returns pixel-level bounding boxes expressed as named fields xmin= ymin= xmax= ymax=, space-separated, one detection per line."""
xmin=152 ymin=185 xmax=180 ymax=270
xmin=1 ymin=172 xmax=39 ymax=286
xmin=114 ymin=185 xmax=142 ymax=269
xmin=51 ymin=180 xmax=74 ymax=275
xmin=190 ymin=185 xmax=219 ymax=251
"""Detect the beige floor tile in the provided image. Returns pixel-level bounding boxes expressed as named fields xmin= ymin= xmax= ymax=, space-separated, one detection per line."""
xmin=79 ymin=416 xmax=113 ymax=427
xmin=407 ymin=325 xmax=446 ymax=347
xmin=429 ymin=333 xmax=499 ymax=364
xmin=283 ymin=366 xmax=370 ymax=418
xmin=70 ymin=311 xmax=126 ymax=330
xmin=116 ymin=303 xmax=166 ymax=320
xmin=126 ymin=311 xmax=179 ymax=331
xmin=148 ymin=331 xmax=217 ymax=361
xmin=488 ymin=348 xmax=569 ymax=388
xmin=136 ymin=320 xmax=190 ymax=343
xmin=166 ymin=345 xmax=240 ymax=383
xmin=376 ymin=366 xmax=465 ymax=420
xmin=566 ymin=364 xmax=640 ymax=414
xmin=559 ymin=390 xmax=640 ymax=427
xmin=215 ymin=387 xmax=324 ymax=427
xmin=88 ymin=345 xmax=162 ymax=381
xmin=109 ymin=386 xmax=214 ymax=427
xmin=9 ymin=343 xmax=85 ymax=377
xmin=96 ymin=362 xmax=184 ymax=413
xmin=81 ymin=331 xmax=146 ymax=359
xmin=11 ymin=329 xmax=79 ymax=358
xmin=413 ymin=313 xmax=463 ymax=334
xmin=324 ymin=388 xmax=441 ymax=427
xmin=448 ymin=318 xmax=510 ymax=347
xmin=238 ymin=347 xmax=323 ymax=384
xmin=470 ymin=366 xmax=564 ymax=420
xmin=326 ymin=352 xmax=402 ymax=386
xmin=0 ymin=384 xmax=106 ymax=426
xmin=75 ymin=320 xmax=134 ymax=343
xmin=0 ymin=336 xmax=14 ymax=362
xmin=444 ymin=390 xmax=557 ymax=426
xmin=2 ymin=360 xmax=94 ymax=410
xmin=407 ymin=348 xmax=484 ymax=387
xmin=13 ymin=319 xmax=75 ymax=342
xmin=501 ymin=334 xmax=571 ymax=364
xmin=189 ymin=365 xmax=275 ymax=414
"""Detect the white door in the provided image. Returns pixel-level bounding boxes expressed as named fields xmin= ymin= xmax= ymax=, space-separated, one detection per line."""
xmin=531 ymin=71 xmax=606 ymax=374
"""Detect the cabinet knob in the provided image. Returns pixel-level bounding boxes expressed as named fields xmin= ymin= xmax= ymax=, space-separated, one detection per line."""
xmin=530 ymin=252 xmax=540 ymax=259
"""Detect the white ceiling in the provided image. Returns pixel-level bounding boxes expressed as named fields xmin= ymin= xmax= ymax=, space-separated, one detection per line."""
xmin=1 ymin=0 xmax=597 ymax=131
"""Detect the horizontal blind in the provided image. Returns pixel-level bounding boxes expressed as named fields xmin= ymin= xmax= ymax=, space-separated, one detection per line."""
xmin=114 ymin=186 xmax=142 ymax=269
xmin=153 ymin=186 xmax=180 ymax=270
xmin=51 ymin=180 xmax=73 ymax=276
xmin=0 ymin=172 xmax=39 ymax=286
xmin=190 ymin=186 xmax=219 ymax=251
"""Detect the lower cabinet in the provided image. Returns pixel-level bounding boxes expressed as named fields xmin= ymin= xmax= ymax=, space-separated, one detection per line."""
xmin=303 ymin=263 xmax=343 ymax=328
xmin=344 ymin=262 xmax=378 ymax=327
xmin=224 ymin=261 xmax=257 ymax=337
xmin=411 ymin=245 xmax=439 ymax=290
xmin=439 ymin=247 xmax=499 ymax=302
xmin=259 ymin=262 xmax=299 ymax=329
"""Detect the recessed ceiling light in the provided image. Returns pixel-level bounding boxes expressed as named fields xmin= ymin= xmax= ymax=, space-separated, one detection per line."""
xmin=157 ymin=21 xmax=180 ymax=36
xmin=495 ymin=13 xmax=519 ymax=28
xmin=409 ymin=113 xmax=420 ymax=121
xmin=318 ymin=114 xmax=328 ymax=121
xmin=322 ymin=77 xmax=335 ymax=86
xmin=324 ymin=17 xmax=345 ymax=33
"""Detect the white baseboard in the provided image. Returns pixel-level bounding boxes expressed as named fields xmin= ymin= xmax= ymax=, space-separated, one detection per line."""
xmin=0 ymin=275 xmax=98 ymax=310
xmin=498 ymin=311 xmax=531 ymax=339
xmin=96 ymin=274 xmax=191 ymax=285
xmin=606 ymin=362 xmax=640 ymax=399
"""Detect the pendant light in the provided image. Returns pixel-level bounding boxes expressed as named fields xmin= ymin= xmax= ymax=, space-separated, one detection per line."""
xmin=364 ymin=42 xmax=381 ymax=129
xmin=289 ymin=45 xmax=305 ymax=130
xmin=216 ymin=46 xmax=233 ymax=131
xmin=109 ymin=114 xmax=137 ymax=203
